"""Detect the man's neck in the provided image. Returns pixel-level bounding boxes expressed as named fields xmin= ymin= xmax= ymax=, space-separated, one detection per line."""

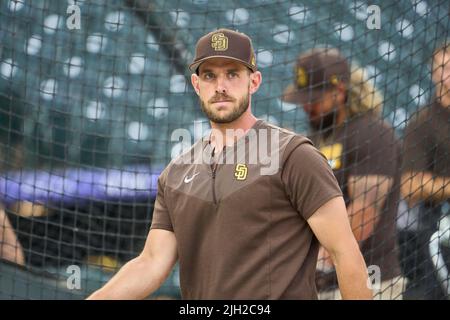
xmin=209 ymin=113 xmax=258 ymax=150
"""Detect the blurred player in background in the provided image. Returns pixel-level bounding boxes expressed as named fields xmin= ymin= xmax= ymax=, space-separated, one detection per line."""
xmin=88 ymin=29 xmax=371 ymax=300
xmin=282 ymin=48 xmax=404 ymax=299
xmin=399 ymin=40 xmax=450 ymax=300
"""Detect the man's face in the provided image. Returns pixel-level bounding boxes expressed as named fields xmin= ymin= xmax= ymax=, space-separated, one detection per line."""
xmin=302 ymin=89 xmax=340 ymax=131
xmin=192 ymin=58 xmax=254 ymax=124
xmin=433 ymin=50 xmax=450 ymax=107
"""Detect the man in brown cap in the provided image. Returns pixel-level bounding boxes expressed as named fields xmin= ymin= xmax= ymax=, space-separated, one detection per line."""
xmin=282 ymin=47 xmax=404 ymax=299
xmin=88 ymin=29 xmax=371 ymax=300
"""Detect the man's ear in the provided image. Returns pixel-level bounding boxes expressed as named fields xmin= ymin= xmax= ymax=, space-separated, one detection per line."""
xmin=191 ymin=73 xmax=200 ymax=96
xmin=431 ymin=55 xmax=443 ymax=85
xmin=249 ymin=71 xmax=262 ymax=94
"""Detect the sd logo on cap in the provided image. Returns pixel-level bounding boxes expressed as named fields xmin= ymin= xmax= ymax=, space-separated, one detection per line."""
xmin=189 ymin=28 xmax=257 ymax=73
xmin=211 ymin=33 xmax=228 ymax=51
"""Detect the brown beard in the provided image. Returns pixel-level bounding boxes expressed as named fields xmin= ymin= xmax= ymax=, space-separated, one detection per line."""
xmin=200 ymin=91 xmax=250 ymax=124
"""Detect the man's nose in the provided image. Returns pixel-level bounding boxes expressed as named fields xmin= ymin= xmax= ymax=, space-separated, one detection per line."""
xmin=215 ymin=74 xmax=227 ymax=93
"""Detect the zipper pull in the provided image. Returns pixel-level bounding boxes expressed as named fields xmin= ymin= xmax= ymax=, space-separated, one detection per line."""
xmin=212 ymin=164 xmax=217 ymax=178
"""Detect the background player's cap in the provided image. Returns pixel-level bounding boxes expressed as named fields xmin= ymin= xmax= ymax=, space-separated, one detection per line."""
xmin=282 ymin=48 xmax=350 ymax=105
xmin=189 ymin=28 xmax=257 ymax=73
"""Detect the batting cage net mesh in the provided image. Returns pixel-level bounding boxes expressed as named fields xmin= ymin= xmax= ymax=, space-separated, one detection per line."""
xmin=0 ymin=0 xmax=449 ymax=299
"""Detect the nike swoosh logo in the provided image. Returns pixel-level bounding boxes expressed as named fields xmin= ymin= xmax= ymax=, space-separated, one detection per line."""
xmin=184 ymin=172 xmax=200 ymax=183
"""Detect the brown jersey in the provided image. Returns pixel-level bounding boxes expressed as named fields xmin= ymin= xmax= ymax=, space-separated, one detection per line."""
xmin=151 ymin=119 xmax=342 ymax=299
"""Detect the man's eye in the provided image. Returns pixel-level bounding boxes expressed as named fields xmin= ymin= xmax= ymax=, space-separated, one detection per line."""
xmin=204 ymin=73 xmax=215 ymax=80
xmin=228 ymin=72 xmax=238 ymax=78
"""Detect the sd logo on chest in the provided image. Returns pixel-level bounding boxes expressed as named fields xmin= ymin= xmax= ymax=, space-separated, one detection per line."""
xmin=234 ymin=164 xmax=248 ymax=181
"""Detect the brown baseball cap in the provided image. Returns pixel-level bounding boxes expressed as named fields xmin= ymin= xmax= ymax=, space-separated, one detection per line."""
xmin=189 ymin=28 xmax=257 ymax=73
xmin=282 ymin=48 xmax=350 ymax=104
